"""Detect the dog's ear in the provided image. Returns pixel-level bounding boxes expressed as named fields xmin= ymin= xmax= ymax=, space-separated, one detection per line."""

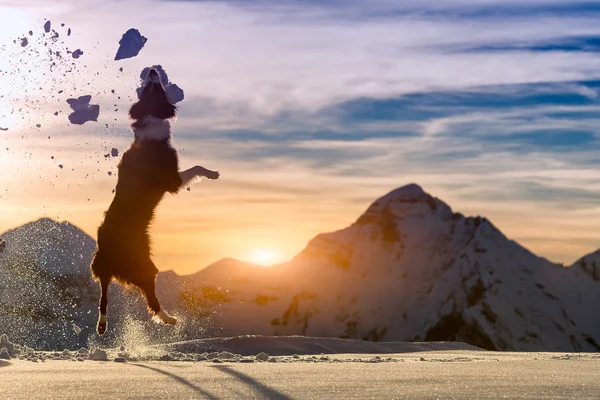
xmin=129 ymin=101 xmax=146 ymax=121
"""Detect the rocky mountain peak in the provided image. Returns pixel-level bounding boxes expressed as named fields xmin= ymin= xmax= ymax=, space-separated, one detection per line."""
xmin=572 ymin=248 xmax=600 ymax=281
xmin=358 ymin=184 xmax=453 ymax=225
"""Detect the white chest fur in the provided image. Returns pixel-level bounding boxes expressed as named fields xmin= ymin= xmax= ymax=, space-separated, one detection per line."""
xmin=132 ymin=116 xmax=172 ymax=141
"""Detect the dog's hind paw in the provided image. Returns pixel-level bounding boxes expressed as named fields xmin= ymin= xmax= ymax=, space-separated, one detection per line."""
xmin=152 ymin=310 xmax=177 ymax=325
xmin=97 ymin=314 xmax=107 ymax=336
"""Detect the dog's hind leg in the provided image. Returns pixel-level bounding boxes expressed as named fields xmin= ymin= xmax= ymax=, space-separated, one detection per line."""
xmin=139 ymin=279 xmax=177 ymax=325
xmin=97 ymin=277 xmax=110 ymax=335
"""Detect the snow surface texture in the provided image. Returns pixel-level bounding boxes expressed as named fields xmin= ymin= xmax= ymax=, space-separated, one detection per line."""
xmin=66 ymin=95 xmax=100 ymax=125
xmin=0 ymin=185 xmax=599 ymax=352
xmin=0 ymin=335 xmax=599 ymax=400
xmin=0 ymin=333 xmax=479 ymax=363
xmin=114 ymin=29 xmax=147 ymax=61
xmin=137 ymin=65 xmax=185 ymax=105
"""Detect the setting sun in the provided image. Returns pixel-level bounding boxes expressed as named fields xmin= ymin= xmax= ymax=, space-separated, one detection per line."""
xmin=248 ymin=249 xmax=279 ymax=266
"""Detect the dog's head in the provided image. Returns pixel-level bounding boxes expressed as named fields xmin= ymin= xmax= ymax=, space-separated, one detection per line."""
xmin=129 ymin=69 xmax=176 ymax=124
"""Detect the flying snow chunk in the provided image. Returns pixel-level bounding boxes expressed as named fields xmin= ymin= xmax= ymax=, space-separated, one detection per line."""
xmin=72 ymin=324 xmax=81 ymax=335
xmin=44 ymin=21 xmax=51 ymax=33
xmin=89 ymin=349 xmax=107 ymax=361
xmin=111 ymin=148 xmax=119 ymax=157
xmin=0 ymin=335 xmax=15 ymax=355
xmin=71 ymin=49 xmax=83 ymax=59
xmin=255 ymin=352 xmax=270 ymax=362
xmin=20 ymin=37 xmax=28 ymax=47
xmin=66 ymin=95 xmax=100 ymax=125
xmin=115 ymin=29 xmax=147 ymax=61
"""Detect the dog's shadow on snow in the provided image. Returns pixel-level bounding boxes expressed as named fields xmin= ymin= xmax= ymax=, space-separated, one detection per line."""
xmin=128 ymin=363 xmax=220 ymax=399
xmin=127 ymin=363 xmax=290 ymax=400
xmin=211 ymin=365 xmax=291 ymax=400
xmin=0 ymin=360 xmax=10 ymax=367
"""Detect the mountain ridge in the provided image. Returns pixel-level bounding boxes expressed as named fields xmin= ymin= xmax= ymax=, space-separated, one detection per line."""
xmin=1 ymin=184 xmax=599 ymax=351
xmin=3 ymin=201 xmax=594 ymax=276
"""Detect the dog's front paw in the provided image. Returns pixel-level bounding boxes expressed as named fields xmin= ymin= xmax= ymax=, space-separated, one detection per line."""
xmin=204 ymin=170 xmax=219 ymax=180
xmin=152 ymin=310 xmax=177 ymax=325
xmin=194 ymin=166 xmax=220 ymax=180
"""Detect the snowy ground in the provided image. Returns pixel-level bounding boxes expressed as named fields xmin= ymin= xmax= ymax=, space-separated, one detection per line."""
xmin=1 ymin=336 xmax=599 ymax=399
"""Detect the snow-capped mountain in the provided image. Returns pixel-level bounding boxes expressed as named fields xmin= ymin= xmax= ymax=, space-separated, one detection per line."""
xmin=0 ymin=218 xmax=96 ymax=276
xmin=169 ymin=184 xmax=600 ymax=351
xmin=1 ymin=185 xmax=599 ymax=351
xmin=0 ymin=218 xmax=98 ymax=348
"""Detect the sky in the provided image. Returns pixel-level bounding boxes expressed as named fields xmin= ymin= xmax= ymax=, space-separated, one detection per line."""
xmin=1 ymin=0 xmax=600 ymax=274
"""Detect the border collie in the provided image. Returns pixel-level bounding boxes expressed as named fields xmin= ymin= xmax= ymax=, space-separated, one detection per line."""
xmin=91 ymin=69 xmax=219 ymax=335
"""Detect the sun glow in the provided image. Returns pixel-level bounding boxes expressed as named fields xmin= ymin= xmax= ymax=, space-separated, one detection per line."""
xmin=248 ymin=249 xmax=279 ymax=266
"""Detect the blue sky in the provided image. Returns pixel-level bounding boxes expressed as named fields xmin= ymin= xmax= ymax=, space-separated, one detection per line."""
xmin=1 ymin=0 xmax=600 ymax=270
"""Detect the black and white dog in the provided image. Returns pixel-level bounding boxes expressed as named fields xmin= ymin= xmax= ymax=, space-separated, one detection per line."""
xmin=91 ymin=69 xmax=219 ymax=335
